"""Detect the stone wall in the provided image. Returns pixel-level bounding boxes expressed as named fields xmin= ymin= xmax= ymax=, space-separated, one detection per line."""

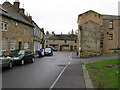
xmin=80 ymin=20 xmax=103 ymax=57
xmin=2 ymin=16 xmax=33 ymax=55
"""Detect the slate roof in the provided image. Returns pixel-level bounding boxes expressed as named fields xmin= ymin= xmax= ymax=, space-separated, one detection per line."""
xmin=0 ymin=4 xmax=33 ymax=27
xmin=102 ymin=15 xmax=120 ymax=20
xmin=46 ymin=34 xmax=77 ymax=41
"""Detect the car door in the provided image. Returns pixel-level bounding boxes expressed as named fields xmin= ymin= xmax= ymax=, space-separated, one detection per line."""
xmin=26 ymin=50 xmax=32 ymax=61
xmin=24 ymin=50 xmax=29 ymax=61
xmin=28 ymin=50 xmax=33 ymax=60
xmin=2 ymin=55 xmax=10 ymax=67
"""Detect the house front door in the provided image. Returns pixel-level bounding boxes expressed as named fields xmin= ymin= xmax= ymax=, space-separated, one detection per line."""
xmin=18 ymin=42 xmax=22 ymax=50
xmin=70 ymin=46 xmax=73 ymax=51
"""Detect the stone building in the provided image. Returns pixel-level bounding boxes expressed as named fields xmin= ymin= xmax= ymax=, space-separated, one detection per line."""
xmin=44 ymin=31 xmax=78 ymax=51
xmin=0 ymin=0 xmax=44 ymax=55
xmin=33 ymin=21 xmax=44 ymax=53
xmin=77 ymin=10 xmax=120 ymax=57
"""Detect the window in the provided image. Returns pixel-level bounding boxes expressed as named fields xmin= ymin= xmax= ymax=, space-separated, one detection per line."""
xmin=24 ymin=28 xmax=28 ymax=34
xmin=100 ymin=40 xmax=103 ymax=48
xmin=41 ymin=32 xmax=43 ymax=39
xmin=34 ymin=27 xmax=36 ymax=36
xmin=65 ymin=40 xmax=67 ymax=43
xmin=63 ymin=45 xmax=69 ymax=50
xmin=75 ymin=40 xmax=77 ymax=43
xmin=53 ymin=40 xmax=55 ymax=43
xmin=24 ymin=42 xmax=29 ymax=49
xmin=10 ymin=39 xmax=16 ymax=50
xmin=4 ymin=23 xmax=8 ymax=31
xmin=38 ymin=42 xmax=42 ymax=50
xmin=74 ymin=46 xmax=77 ymax=50
xmin=1 ymin=23 xmax=3 ymax=30
xmin=2 ymin=38 xmax=7 ymax=51
xmin=1 ymin=22 xmax=8 ymax=31
xmin=109 ymin=21 xmax=113 ymax=29
xmin=38 ymin=30 xmax=40 ymax=37
xmin=36 ymin=29 xmax=38 ymax=37
xmin=109 ymin=34 xmax=113 ymax=40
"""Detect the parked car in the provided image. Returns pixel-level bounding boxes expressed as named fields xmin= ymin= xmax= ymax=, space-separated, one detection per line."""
xmin=38 ymin=49 xmax=44 ymax=57
xmin=48 ymin=46 xmax=57 ymax=51
xmin=44 ymin=48 xmax=53 ymax=56
xmin=9 ymin=49 xmax=35 ymax=65
xmin=0 ymin=52 xmax=14 ymax=69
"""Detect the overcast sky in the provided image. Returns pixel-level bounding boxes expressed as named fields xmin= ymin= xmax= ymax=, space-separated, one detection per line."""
xmin=0 ymin=0 xmax=120 ymax=34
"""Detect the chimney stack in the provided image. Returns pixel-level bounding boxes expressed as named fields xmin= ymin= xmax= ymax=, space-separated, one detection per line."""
xmin=52 ymin=31 xmax=55 ymax=35
xmin=71 ymin=29 xmax=74 ymax=34
xmin=19 ymin=8 xmax=25 ymax=15
xmin=13 ymin=0 xmax=20 ymax=12
xmin=46 ymin=31 xmax=49 ymax=35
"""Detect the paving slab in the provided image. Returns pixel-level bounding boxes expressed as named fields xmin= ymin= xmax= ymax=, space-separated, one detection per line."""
xmin=53 ymin=58 xmax=85 ymax=88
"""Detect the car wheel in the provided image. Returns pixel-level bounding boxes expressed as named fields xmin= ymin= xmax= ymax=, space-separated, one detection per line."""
xmin=21 ymin=59 xmax=25 ymax=65
xmin=8 ymin=61 xmax=13 ymax=69
xmin=31 ymin=58 xmax=35 ymax=63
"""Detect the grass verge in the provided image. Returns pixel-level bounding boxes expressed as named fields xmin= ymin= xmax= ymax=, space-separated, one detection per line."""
xmin=103 ymin=52 xmax=119 ymax=55
xmin=86 ymin=58 xmax=119 ymax=88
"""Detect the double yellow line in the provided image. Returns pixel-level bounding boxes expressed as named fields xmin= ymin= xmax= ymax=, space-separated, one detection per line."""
xmin=69 ymin=53 xmax=72 ymax=59
xmin=49 ymin=53 xmax=73 ymax=90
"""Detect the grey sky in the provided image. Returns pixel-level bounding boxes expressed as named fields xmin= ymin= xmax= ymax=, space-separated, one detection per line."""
xmin=0 ymin=0 xmax=119 ymax=34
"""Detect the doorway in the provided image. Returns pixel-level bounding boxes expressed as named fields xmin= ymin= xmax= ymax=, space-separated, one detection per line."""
xmin=60 ymin=45 xmax=62 ymax=51
xmin=70 ymin=46 xmax=73 ymax=51
xmin=18 ymin=42 xmax=22 ymax=50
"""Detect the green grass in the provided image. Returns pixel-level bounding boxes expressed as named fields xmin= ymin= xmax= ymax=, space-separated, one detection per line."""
xmin=86 ymin=58 xmax=119 ymax=88
xmin=103 ymin=52 xmax=119 ymax=55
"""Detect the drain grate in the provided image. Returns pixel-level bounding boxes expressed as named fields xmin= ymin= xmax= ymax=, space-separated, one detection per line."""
xmin=58 ymin=65 xmax=66 ymax=67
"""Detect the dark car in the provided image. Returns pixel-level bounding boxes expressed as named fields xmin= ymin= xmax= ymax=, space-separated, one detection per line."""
xmin=9 ymin=49 xmax=35 ymax=65
xmin=0 ymin=52 xmax=14 ymax=69
xmin=48 ymin=46 xmax=57 ymax=51
xmin=44 ymin=48 xmax=53 ymax=56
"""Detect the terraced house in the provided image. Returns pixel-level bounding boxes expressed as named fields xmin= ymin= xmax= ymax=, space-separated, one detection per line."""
xmin=77 ymin=10 xmax=120 ymax=57
xmin=0 ymin=0 xmax=44 ymax=55
xmin=44 ymin=31 xmax=78 ymax=51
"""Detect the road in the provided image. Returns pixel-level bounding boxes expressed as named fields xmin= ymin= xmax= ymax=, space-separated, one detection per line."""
xmin=2 ymin=51 xmax=119 ymax=89
xmin=2 ymin=52 xmax=72 ymax=88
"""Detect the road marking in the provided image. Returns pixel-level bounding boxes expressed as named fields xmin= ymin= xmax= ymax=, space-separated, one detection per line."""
xmin=49 ymin=53 xmax=72 ymax=90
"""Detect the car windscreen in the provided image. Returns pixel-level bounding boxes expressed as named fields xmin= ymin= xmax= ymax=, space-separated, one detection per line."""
xmin=10 ymin=50 xmax=25 ymax=56
xmin=18 ymin=50 xmax=25 ymax=55
xmin=9 ymin=50 xmax=19 ymax=56
xmin=45 ymin=48 xmax=51 ymax=52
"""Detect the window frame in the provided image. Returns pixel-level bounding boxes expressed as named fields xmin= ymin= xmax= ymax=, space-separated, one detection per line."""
xmin=2 ymin=38 xmax=7 ymax=51
xmin=24 ymin=42 xmax=29 ymax=49
xmin=10 ymin=38 xmax=16 ymax=50
xmin=109 ymin=21 xmax=113 ymax=29
xmin=109 ymin=34 xmax=113 ymax=40
xmin=1 ymin=22 xmax=8 ymax=31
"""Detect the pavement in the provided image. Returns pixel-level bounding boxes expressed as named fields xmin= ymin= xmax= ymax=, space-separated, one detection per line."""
xmin=52 ymin=53 xmax=119 ymax=89
xmin=52 ymin=52 xmax=86 ymax=88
